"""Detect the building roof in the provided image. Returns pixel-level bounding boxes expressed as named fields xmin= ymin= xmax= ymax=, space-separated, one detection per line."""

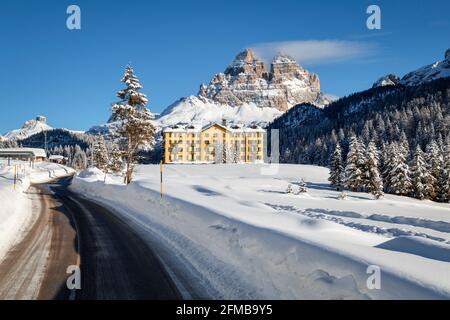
xmin=49 ymin=155 xmax=65 ymax=160
xmin=163 ymin=122 xmax=265 ymax=133
xmin=0 ymin=148 xmax=47 ymax=158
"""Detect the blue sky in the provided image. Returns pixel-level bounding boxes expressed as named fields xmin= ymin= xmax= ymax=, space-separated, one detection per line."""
xmin=0 ymin=0 xmax=449 ymax=133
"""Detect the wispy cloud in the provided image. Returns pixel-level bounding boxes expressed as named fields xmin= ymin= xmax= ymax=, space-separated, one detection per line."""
xmin=250 ymin=40 xmax=377 ymax=66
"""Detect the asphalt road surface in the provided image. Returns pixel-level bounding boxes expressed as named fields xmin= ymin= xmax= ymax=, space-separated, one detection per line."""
xmin=0 ymin=176 xmax=182 ymax=300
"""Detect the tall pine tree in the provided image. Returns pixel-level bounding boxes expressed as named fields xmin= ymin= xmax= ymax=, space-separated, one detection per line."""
xmin=111 ymin=65 xmax=156 ymax=184
xmin=426 ymin=140 xmax=443 ymax=199
xmin=344 ymin=136 xmax=366 ymax=191
xmin=438 ymin=144 xmax=450 ymax=202
xmin=329 ymin=143 xmax=344 ymax=190
xmin=93 ymin=136 xmax=109 ymax=172
xmin=366 ymin=142 xmax=384 ymax=199
xmin=410 ymin=145 xmax=435 ymax=200
xmin=389 ymin=142 xmax=412 ymax=196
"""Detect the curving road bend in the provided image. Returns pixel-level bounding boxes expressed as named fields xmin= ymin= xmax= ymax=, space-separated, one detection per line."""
xmin=0 ymin=176 xmax=183 ymax=300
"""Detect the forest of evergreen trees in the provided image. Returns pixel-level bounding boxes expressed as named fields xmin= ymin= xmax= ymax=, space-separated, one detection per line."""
xmin=269 ymin=77 xmax=450 ymax=202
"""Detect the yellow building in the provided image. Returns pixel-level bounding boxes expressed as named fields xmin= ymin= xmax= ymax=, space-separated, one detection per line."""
xmin=163 ymin=122 xmax=265 ymax=164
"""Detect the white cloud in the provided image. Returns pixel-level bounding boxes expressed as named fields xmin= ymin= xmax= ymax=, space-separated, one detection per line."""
xmin=250 ymin=40 xmax=376 ymax=66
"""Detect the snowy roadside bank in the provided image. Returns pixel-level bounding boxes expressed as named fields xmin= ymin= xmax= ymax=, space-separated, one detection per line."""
xmin=0 ymin=161 xmax=74 ymax=262
xmin=70 ymin=164 xmax=450 ymax=299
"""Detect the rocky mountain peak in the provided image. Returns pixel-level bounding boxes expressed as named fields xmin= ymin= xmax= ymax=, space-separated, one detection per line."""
xmin=224 ymin=48 xmax=267 ymax=78
xmin=445 ymin=48 xmax=450 ymax=61
xmin=197 ymin=48 xmax=333 ymax=112
xmin=270 ymin=53 xmax=320 ymax=91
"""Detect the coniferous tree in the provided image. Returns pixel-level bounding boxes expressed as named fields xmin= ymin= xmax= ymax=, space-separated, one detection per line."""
xmin=111 ymin=65 xmax=156 ymax=184
xmin=344 ymin=136 xmax=366 ymax=191
xmin=389 ymin=142 xmax=412 ymax=196
xmin=108 ymin=144 xmax=123 ymax=174
xmin=93 ymin=137 xmax=109 ymax=172
xmin=329 ymin=143 xmax=344 ymax=190
xmin=71 ymin=145 xmax=87 ymax=170
xmin=410 ymin=145 xmax=436 ymax=200
xmin=366 ymin=142 xmax=384 ymax=199
xmin=426 ymin=140 xmax=443 ymax=200
xmin=438 ymin=144 xmax=450 ymax=202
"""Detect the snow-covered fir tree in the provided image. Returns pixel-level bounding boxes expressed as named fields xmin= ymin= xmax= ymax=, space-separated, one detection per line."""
xmin=93 ymin=136 xmax=109 ymax=172
xmin=410 ymin=145 xmax=436 ymax=200
xmin=344 ymin=136 xmax=366 ymax=191
xmin=382 ymin=142 xmax=398 ymax=192
xmin=366 ymin=142 xmax=384 ymax=199
xmin=329 ymin=143 xmax=344 ymax=190
xmin=438 ymin=144 xmax=450 ymax=202
xmin=108 ymin=144 xmax=123 ymax=174
xmin=389 ymin=142 xmax=412 ymax=196
xmin=426 ymin=140 xmax=443 ymax=199
xmin=71 ymin=145 xmax=87 ymax=170
xmin=111 ymin=65 xmax=156 ymax=184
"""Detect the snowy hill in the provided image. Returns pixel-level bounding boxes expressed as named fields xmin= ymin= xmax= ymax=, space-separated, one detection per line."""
xmin=4 ymin=116 xmax=52 ymax=141
xmin=156 ymin=49 xmax=336 ymax=128
xmin=157 ymin=95 xmax=283 ymax=127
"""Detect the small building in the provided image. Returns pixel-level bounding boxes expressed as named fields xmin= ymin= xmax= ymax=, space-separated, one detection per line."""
xmin=162 ymin=121 xmax=265 ymax=164
xmin=0 ymin=148 xmax=47 ymax=163
xmin=49 ymin=155 xmax=66 ymax=164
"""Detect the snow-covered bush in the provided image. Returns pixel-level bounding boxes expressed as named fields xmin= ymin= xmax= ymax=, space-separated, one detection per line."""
xmin=338 ymin=191 xmax=348 ymax=200
xmin=296 ymin=179 xmax=308 ymax=194
xmin=286 ymin=183 xmax=293 ymax=194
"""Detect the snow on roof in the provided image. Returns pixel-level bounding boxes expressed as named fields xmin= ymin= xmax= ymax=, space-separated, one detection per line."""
xmin=49 ymin=155 xmax=64 ymax=160
xmin=163 ymin=122 xmax=265 ymax=133
xmin=0 ymin=148 xmax=47 ymax=158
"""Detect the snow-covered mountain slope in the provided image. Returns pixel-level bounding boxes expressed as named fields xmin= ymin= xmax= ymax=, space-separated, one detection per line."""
xmin=156 ymin=49 xmax=336 ymax=128
xmin=401 ymin=49 xmax=450 ymax=86
xmin=4 ymin=116 xmax=52 ymax=141
xmin=372 ymin=74 xmax=400 ymax=88
xmin=372 ymin=49 xmax=450 ymax=88
xmin=157 ymin=96 xmax=283 ymax=127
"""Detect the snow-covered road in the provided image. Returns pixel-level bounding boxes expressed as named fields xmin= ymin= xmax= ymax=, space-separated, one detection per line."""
xmin=0 ymin=161 xmax=75 ymax=263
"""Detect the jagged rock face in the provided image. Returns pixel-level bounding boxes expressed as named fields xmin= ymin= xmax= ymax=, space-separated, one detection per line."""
xmin=446 ymin=48 xmax=450 ymax=61
xmin=198 ymin=49 xmax=332 ymax=112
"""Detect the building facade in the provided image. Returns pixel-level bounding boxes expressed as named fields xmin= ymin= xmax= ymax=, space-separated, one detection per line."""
xmin=163 ymin=122 xmax=265 ymax=164
xmin=0 ymin=148 xmax=47 ymax=163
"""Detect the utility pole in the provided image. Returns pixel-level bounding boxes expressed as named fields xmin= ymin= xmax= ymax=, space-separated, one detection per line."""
xmin=13 ymin=165 xmax=17 ymax=191
xmin=160 ymin=160 xmax=163 ymax=198
xmin=91 ymin=139 xmax=95 ymax=168
xmin=44 ymin=130 xmax=48 ymax=156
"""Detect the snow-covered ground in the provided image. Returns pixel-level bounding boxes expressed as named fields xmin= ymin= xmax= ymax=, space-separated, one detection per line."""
xmin=0 ymin=160 xmax=74 ymax=262
xmin=70 ymin=164 xmax=450 ymax=299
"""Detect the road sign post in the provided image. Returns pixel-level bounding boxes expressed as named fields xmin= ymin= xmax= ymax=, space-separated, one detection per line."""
xmin=13 ymin=165 xmax=17 ymax=191
xmin=160 ymin=160 xmax=163 ymax=198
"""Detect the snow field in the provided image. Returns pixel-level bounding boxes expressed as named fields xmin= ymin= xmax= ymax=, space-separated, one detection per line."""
xmin=71 ymin=164 xmax=450 ymax=299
